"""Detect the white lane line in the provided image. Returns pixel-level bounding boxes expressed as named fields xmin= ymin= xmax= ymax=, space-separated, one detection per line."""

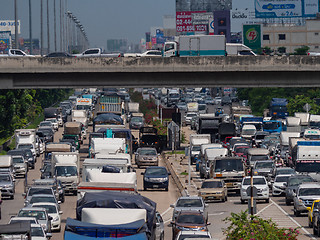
xmin=161 ymin=207 xmax=172 ymax=217
xmin=255 ymin=202 xmax=274 ymax=215
xmin=270 ymin=199 xmax=316 ymax=240
xmin=208 ymin=212 xmax=225 ymax=216
xmin=164 ymin=219 xmax=172 ymax=224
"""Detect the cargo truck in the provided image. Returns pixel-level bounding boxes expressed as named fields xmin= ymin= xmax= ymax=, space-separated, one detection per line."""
xmin=97 ymin=93 xmax=124 ymax=116
xmin=15 ymin=129 xmax=38 ymax=157
xmin=189 ymin=134 xmax=211 ymax=164
xmin=269 ymin=98 xmax=288 ymax=119
xmin=63 ymin=122 xmax=84 ymax=149
xmin=51 ymin=152 xmax=80 ymax=195
xmin=163 ymin=35 xmax=226 ymax=57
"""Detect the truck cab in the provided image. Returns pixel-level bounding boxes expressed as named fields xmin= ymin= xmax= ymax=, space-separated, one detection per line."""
xmin=163 ymin=42 xmax=178 ymax=57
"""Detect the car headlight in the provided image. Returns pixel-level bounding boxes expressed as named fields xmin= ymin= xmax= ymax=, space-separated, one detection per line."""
xmin=162 ymin=177 xmax=168 ymax=181
xmin=263 ymin=187 xmax=269 ymax=191
xmin=176 ymin=226 xmax=189 ymax=231
xmin=144 ymin=177 xmax=151 ymax=181
xmin=53 ymin=216 xmax=59 ymax=222
xmin=196 ymin=226 xmax=206 ymax=231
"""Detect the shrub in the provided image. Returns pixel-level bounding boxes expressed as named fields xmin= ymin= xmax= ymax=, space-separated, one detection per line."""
xmin=223 ymin=210 xmax=300 ymax=240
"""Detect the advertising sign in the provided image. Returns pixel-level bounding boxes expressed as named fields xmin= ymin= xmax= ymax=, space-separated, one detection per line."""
xmin=0 ymin=31 xmax=11 ymax=53
xmin=156 ymin=29 xmax=165 ymax=44
xmin=243 ymin=24 xmax=261 ymax=53
xmin=176 ymin=11 xmax=206 ymax=32
xmin=0 ymin=20 xmax=20 ymax=34
xmin=255 ymin=0 xmax=317 ymax=18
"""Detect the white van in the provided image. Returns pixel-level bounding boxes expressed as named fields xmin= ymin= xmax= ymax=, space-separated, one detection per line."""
xmin=241 ymin=124 xmax=256 ymax=140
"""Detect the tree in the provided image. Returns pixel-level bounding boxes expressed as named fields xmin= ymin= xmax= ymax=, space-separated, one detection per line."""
xmin=293 ymin=46 xmax=309 ymax=55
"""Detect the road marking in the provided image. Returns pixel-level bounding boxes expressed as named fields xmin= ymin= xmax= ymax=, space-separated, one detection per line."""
xmin=255 ymin=202 xmax=274 ymax=215
xmin=208 ymin=212 xmax=225 ymax=216
xmin=164 ymin=219 xmax=172 ymax=224
xmin=161 ymin=207 xmax=173 ymax=217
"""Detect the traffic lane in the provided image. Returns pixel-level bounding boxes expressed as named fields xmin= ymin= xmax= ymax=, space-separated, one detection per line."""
xmin=135 ymin=157 xmax=180 ymax=240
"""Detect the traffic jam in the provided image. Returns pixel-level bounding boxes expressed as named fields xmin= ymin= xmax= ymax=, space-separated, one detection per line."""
xmin=0 ymin=87 xmax=320 ymax=239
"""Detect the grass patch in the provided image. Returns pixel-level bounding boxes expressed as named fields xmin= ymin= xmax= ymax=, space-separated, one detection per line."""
xmin=167 ymin=150 xmax=185 ymax=155
xmin=27 ymin=114 xmax=44 ymax=129
xmin=180 ymin=172 xmax=188 ymax=176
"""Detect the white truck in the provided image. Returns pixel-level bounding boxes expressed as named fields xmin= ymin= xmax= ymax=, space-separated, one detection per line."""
xmin=189 ymin=134 xmax=211 ymax=164
xmin=75 ymin=48 xmax=121 ymax=58
xmin=76 ymin=98 xmax=92 ymax=111
xmin=0 ymin=155 xmax=14 ymax=177
xmin=128 ymin=102 xmax=139 ymax=114
xmin=163 ymin=35 xmax=226 ymax=57
xmin=51 ymin=152 xmax=80 ymax=195
xmin=15 ymin=129 xmax=38 ymax=157
xmin=286 ymin=117 xmax=301 ymax=132
xmin=187 ymin=102 xmax=199 ymax=112
xmin=72 ymin=110 xmax=88 ymax=128
xmin=226 ymin=43 xmax=256 ymax=56
xmin=89 ymin=138 xmax=126 ymax=158
xmin=294 ymin=112 xmax=310 ymax=127
xmin=77 ymin=171 xmax=137 ymax=199
xmin=280 ymin=132 xmax=301 ymax=146
xmin=200 ymin=147 xmax=228 ymax=179
xmin=167 ymin=88 xmax=180 ymax=107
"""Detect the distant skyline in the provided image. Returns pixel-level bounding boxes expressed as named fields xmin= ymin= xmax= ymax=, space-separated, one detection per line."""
xmin=0 ymin=0 xmax=175 ymax=49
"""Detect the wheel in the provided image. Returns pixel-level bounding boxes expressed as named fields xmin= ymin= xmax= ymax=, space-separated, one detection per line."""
xmin=317 ymin=224 xmax=320 ymax=237
xmin=144 ymin=187 xmax=147 ymax=191
xmin=73 ymin=191 xmax=77 ymax=196
xmin=61 ymin=196 xmax=65 ymax=203
xmin=266 ymin=198 xmax=269 ymax=203
xmin=313 ymin=223 xmax=317 ymax=236
xmin=200 ymin=172 xmax=204 ymax=178
xmin=160 ymin=233 xmax=164 ymax=240
xmin=222 ymin=197 xmax=225 ymax=202
xmin=10 ymin=195 xmax=14 ymax=200
xmin=240 ymin=199 xmax=245 ymax=204
xmin=309 ymin=217 xmax=313 ymax=228
xmin=165 ymin=187 xmax=168 ymax=191
xmin=294 ymin=208 xmax=300 ymax=217
xmin=285 ymin=199 xmax=291 ymax=206
xmin=225 ymin=195 xmax=228 ymax=201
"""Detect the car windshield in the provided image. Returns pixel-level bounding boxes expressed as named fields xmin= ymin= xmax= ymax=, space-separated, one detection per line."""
xmin=18 ymin=210 xmax=46 ymax=220
xmin=243 ymin=178 xmax=266 ymax=185
xmin=28 ymin=188 xmax=52 ymax=196
xmin=176 ymin=199 xmax=203 ymax=208
xmin=276 ymin=169 xmax=295 ymax=175
xmin=0 ymin=175 xmax=10 ymax=181
xmin=263 ymin=122 xmax=280 ymax=130
xmin=145 ymin=168 xmax=167 ymax=176
xmin=178 ymin=234 xmax=211 ymax=240
xmin=17 ymin=144 xmax=33 ymax=149
xmin=255 ymin=161 xmax=273 ymax=169
xmin=215 ymin=159 xmax=243 ymax=172
xmin=36 ymin=205 xmax=57 ymax=214
xmin=10 ymin=219 xmax=37 ymax=224
xmin=55 ymin=166 xmax=77 ymax=177
xmin=31 ymin=226 xmax=45 ymax=237
xmin=275 ymin=176 xmax=290 ymax=182
xmin=299 ymin=188 xmax=320 ymax=196
xmin=235 ymin=147 xmax=249 ymax=153
xmin=288 ymin=177 xmax=313 ymax=186
xmin=242 ymin=129 xmax=256 ymax=135
xmin=201 ymin=181 xmax=223 ymax=188
xmin=191 ymin=146 xmax=201 ymax=151
xmin=251 ymin=155 xmax=269 ymax=161
xmin=177 ymin=214 xmax=205 ymax=224
xmin=40 ymin=122 xmax=51 ymax=127
xmin=131 ymin=117 xmax=143 ymax=123
xmin=139 ymin=149 xmax=157 ymax=155
xmin=30 ymin=196 xmax=56 ymax=204
xmin=13 ymin=157 xmax=24 ymax=163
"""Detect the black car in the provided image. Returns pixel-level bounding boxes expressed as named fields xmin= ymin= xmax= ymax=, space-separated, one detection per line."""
xmin=221 ymin=96 xmax=232 ymax=106
xmin=40 ymin=162 xmax=53 ymax=179
xmin=45 ymin=52 xmax=74 ymax=58
xmin=22 ymin=149 xmax=36 ymax=169
xmin=142 ymin=166 xmax=170 ymax=191
xmin=37 ymin=128 xmax=54 ymax=143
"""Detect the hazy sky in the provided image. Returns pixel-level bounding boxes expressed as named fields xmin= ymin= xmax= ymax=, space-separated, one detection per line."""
xmin=0 ymin=0 xmax=175 ymax=49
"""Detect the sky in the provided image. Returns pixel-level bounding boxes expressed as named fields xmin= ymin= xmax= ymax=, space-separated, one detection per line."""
xmin=0 ymin=0 xmax=175 ymax=49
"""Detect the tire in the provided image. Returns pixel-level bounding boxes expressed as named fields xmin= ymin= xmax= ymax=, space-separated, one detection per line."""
xmin=309 ymin=217 xmax=313 ymax=228
xmin=61 ymin=196 xmax=65 ymax=203
xmin=165 ymin=187 xmax=168 ymax=191
xmin=318 ymin=224 xmax=320 ymax=237
xmin=294 ymin=208 xmax=300 ymax=217
xmin=10 ymin=195 xmax=14 ymax=200
xmin=144 ymin=187 xmax=147 ymax=191
xmin=225 ymin=195 xmax=228 ymax=201
xmin=200 ymin=172 xmax=204 ymax=178
xmin=240 ymin=199 xmax=245 ymax=204
xmin=285 ymin=199 xmax=291 ymax=206
xmin=73 ymin=191 xmax=77 ymax=196
xmin=160 ymin=233 xmax=164 ymax=240
xmin=314 ymin=223 xmax=317 ymax=236
xmin=266 ymin=198 xmax=269 ymax=203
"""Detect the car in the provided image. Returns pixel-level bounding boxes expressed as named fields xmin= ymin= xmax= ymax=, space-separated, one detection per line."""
xmin=185 ymin=112 xmax=198 ymax=125
xmin=45 ymin=118 xmax=58 ymax=131
xmin=221 ymin=96 xmax=232 ymax=106
xmin=24 ymin=186 xmax=56 ymax=207
xmin=129 ymin=116 xmax=144 ymax=129
xmin=285 ymin=174 xmax=314 ymax=205
xmin=271 ymin=174 xmax=292 ymax=196
xmin=28 ymin=194 xmax=61 ymax=208
xmin=40 ymin=162 xmax=53 ymax=179
xmin=307 ymin=199 xmax=320 ymax=228
xmin=253 ymin=160 xmax=274 ymax=177
xmin=0 ymin=173 xmax=15 ymax=199
xmin=137 ymin=50 xmax=162 ymax=57
xmin=32 ymin=202 xmax=63 ymax=232
xmin=11 ymin=155 xmax=27 ymax=177
xmin=31 ymin=223 xmax=52 ymax=239
xmin=155 ymin=211 xmax=164 ymax=240
xmin=293 ymin=183 xmax=320 ymax=216
xmin=20 ymin=149 xmax=35 ymax=169
xmin=214 ymin=97 xmax=222 ymax=105
xmin=198 ymin=179 xmax=227 ymax=202
xmin=33 ymin=178 xmax=65 ymax=203
xmin=175 ymin=230 xmax=212 ymax=240
xmin=142 ymin=166 xmax=170 ymax=191
xmin=240 ymin=176 xmax=269 ymax=204
xmin=176 ymin=102 xmax=188 ymax=112
xmin=135 ymin=147 xmax=159 ymax=168
xmin=45 ymin=52 xmax=73 ymax=58
xmin=170 ymin=196 xmax=207 ymax=221
xmin=171 ymin=211 xmax=210 ymax=240
xmin=271 ymin=167 xmax=296 ymax=180
xmin=36 ymin=128 xmax=54 ymax=143
xmin=38 ymin=121 xmax=54 ymax=131
xmin=18 ymin=207 xmax=52 ymax=233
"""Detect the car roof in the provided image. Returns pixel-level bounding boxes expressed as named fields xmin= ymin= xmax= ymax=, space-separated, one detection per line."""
xmin=299 ymin=183 xmax=320 ymax=188
xmin=203 ymin=179 xmax=223 ymax=183
xmin=19 ymin=207 xmax=47 ymax=211
xmin=31 ymin=202 xmax=58 ymax=207
xmin=178 ymin=196 xmax=203 ymax=200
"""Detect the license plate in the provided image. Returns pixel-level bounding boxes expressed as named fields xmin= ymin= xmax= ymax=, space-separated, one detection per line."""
xmin=153 ymin=185 xmax=159 ymax=188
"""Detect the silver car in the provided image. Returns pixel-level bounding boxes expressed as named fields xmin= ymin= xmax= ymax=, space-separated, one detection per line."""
xmin=135 ymin=147 xmax=159 ymax=168
xmin=0 ymin=173 xmax=15 ymax=199
xmin=18 ymin=207 xmax=52 ymax=233
xmin=170 ymin=196 xmax=208 ymax=221
xmin=293 ymin=183 xmax=320 ymax=216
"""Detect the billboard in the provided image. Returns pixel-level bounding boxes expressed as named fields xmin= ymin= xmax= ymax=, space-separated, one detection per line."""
xmin=243 ymin=24 xmax=261 ymax=53
xmin=0 ymin=20 xmax=20 ymax=34
xmin=255 ymin=0 xmax=318 ymax=18
xmin=0 ymin=31 xmax=11 ymax=53
xmin=176 ymin=11 xmax=206 ymax=33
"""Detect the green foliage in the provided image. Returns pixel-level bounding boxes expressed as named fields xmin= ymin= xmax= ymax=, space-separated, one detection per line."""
xmin=237 ymin=88 xmax=320 ymax=116
xmin=277 ymin=47 xmax=286 ymax=54
xmin=293 ymin=45 xmax=309 ymax=55
xmin=72 ymin=49 xmax=80 ymax=54
xmin=224 ymin=210 xmax=300 ymax=240
xmin=261 ymin=47 xmax=272 ymax=55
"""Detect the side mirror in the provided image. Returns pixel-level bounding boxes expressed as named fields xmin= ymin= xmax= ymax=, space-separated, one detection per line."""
xmin=48 ymin=216 xmax=53 ymax=221
xmin=207 ymin=222 xmax=211 ymax=225
xmin=168 ymin=172 xmax=171 ymax=175
xmin=307 ymin=207 xmax=311 ymax=211
xmin=141 ymin=172 xmax=144 ymax=175
xmin=170 ymin=204 xmax=174 ymax=208
xmin=58 ymin=200 xmax=62 ymax=204
xmin=59 ymin=211 xmax=63 ymax=215
xmin=46 ymin=232 xmax=52 ymax=239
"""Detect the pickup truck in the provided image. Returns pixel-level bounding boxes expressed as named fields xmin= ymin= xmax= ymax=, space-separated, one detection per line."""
xmin=308 ymin=52 xmax=320 ymax=56
xmin=74 ymin=48 xmax=121 ymax=57
xmin=0 ymin=49 xmax=35 ymax=57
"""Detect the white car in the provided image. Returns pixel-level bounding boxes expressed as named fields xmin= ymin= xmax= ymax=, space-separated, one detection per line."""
xmin=45 ymin=118 xmax=58 ymax=131
xmin=31 ymin=223 xmax=52 ymax=240
xmin=185 ymin=112 xmax=198 ymax=125
xmin=175 ymin=230 xmax=212 ymax=240
xmin=137 ymin=50 xmax=162 ymax=57
xmin=32 ymin=202 xmax=63 ymax=232
xmin=240 ymin=176 xmax=269 ymax=204
xmin=272 ymin=174 xmax=292 ymax=196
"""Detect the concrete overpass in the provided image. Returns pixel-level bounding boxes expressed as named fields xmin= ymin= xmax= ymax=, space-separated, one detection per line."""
xmin=1 ymin=56 xmax=320 ymax=89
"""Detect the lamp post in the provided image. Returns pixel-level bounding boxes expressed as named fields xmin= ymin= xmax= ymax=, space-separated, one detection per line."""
xmin=54 ymin=0 xmax=57 ymax=52
xmin=14 ymin=0 xmax=18 ymax=48
xmin=29 ymin=0 xmax=32 ymax=54
xmin=47 ymin=0 xmax=50 ymax=54
xmin=40 ymin=0 xmax=43 ymax=55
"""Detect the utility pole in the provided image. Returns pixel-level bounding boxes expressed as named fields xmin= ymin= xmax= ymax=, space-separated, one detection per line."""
xmin=47 ymin=0 xmax=50 ymax=54
xmin=14 ymin=0 xmax=18 ymax=48
xmin=29 ymin=0 xmax=32 ymax=54
xmin=59 ymin=0 xmax=62 ymax=51
xmin=40 ymin=0 xmax=43 ymax=55
xmin=54 ymin=0 xmax=57 ymax=52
